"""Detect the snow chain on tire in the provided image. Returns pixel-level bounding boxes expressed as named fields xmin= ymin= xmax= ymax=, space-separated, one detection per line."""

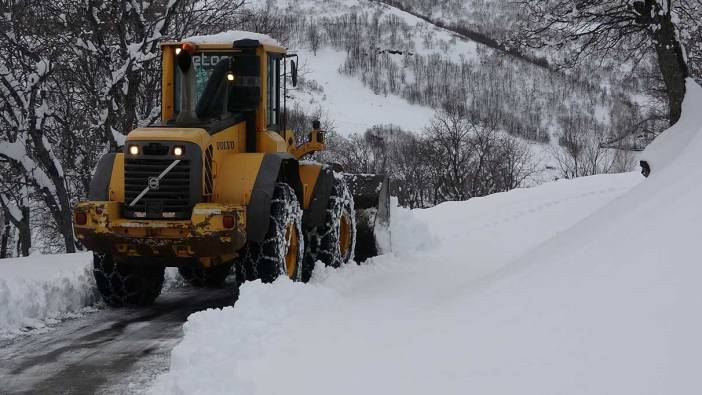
xmin=93 ymin=253 xmax=165 ymax=307
xmin=239 ymin=183 xmax=304 ymax=283
xmin=302 ymin=176 xmax=356 ymax=282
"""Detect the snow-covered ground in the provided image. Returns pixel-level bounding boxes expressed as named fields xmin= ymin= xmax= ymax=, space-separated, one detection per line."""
xmin=151 ymin=173 xmax=641 ymax=394
xmin=151 ymin=81 xmax=702 ymax=395
xmin=0 ymin=253 xmax=98 ymax=339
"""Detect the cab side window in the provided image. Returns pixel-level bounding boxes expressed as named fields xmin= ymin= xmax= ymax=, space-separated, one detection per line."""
xmin=267 ymin=56 xmax=281 ymax=129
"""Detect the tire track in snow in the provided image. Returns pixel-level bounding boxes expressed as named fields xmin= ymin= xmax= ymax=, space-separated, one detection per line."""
xmin=471 ymin=186 xmax=631 ymax=232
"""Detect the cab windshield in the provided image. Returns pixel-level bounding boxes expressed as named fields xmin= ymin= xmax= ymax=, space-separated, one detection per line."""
xmin=174 ymin=51 xmax=281 ymax=126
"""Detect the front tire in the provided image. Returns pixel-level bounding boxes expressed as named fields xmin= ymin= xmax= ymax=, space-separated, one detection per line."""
xmin=239 ymin=183 xmax=304 ymax=283
xmin=93 ymin=253 xmax=165 ymax=307
xmin=303 ymin=178 xmax=356 ymax=282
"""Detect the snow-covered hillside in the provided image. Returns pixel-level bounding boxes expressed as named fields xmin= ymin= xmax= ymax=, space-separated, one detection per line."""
xmin=236 ymin=0 xmax=646 ymax=188
xmin=151 ymin=81 xmax=702 ymax=395
xmin=248 ymin=0 xmax=641 ymax=145
xmin=293 ymin=47 xmax=436 ymax=134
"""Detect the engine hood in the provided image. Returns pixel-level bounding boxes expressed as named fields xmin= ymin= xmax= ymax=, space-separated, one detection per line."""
xmin=127 ymin=128 xmax=210 ymax=149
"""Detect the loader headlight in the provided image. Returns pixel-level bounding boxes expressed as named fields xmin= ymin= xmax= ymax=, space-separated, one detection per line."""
xmin=129 ymin=145 xmax=139 ymax=155
xmin=175 ymin=47 xmax=182 ymax=55
xmin=173 ymin=146 xmax=184 ymax=156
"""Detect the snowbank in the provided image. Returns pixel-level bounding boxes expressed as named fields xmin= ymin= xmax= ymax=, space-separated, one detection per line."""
xmin=0 ymin=253 xmax=99 ymax=339
xmin=152 ymin=172 xmax=643 ymax=392
xmin=640 ymin=79 xmax=701 ymax=174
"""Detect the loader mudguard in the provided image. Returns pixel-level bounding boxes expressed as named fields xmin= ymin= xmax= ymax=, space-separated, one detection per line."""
xmin=88 ymin=153 xmax=118 ymax=201
xmin=301 ymin=166 xmax=335 ymax=229
xmin=247 ymin=152 xmax=303 ymax=242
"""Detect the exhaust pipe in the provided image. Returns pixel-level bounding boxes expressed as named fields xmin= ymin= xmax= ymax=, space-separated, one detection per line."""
xmin=175 ymin=46 xmax=200 ymax=124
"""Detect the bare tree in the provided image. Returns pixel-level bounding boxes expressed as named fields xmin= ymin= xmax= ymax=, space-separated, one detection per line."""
xmin=551 ymin=115 xmax=615 ymax=179
xmin=0 ymin=2 xmax=76 ymax=252
xmin=0 ymin=170 xmax=31 ymax=256
xmin=514 ymin=0 xmax=702 ymax=125
xmin=320 ymin=113 xmax=536 ymax=209
xmin=0 ymin=0 xmax=248 ymax=255
xmin=424 ymin=109 xmax=475 ymax=201
xmin=493 ymin=136 xmax=538 ymax=191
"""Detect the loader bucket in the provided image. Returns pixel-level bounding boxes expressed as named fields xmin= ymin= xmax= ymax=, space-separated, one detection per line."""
xmin=343 ymin=174 xmax=391 ymax=262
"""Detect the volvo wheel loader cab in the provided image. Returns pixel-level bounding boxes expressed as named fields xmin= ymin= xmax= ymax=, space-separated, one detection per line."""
xmin=73 ymin=32 xmax=390 ymax=307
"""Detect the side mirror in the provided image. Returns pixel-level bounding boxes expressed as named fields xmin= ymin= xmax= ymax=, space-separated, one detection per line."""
xmin=291 ymin=60 xmax=298 ymax=87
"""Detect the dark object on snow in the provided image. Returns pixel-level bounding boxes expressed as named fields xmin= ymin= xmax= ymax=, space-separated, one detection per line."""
xmin=640 ymin=160 xmax=651 ymax=178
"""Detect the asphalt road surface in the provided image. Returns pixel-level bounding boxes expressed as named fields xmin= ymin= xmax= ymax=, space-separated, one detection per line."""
xmin=0 ymin=286 xmax=238 ymax=394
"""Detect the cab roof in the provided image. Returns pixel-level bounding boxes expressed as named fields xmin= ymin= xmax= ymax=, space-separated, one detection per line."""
xmin=162 ymin=30 xmax=287 ymax=53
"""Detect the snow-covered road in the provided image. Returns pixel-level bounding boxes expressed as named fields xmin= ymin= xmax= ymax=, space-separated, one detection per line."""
xmin=0 ymin=286 xmax=237 ymax=394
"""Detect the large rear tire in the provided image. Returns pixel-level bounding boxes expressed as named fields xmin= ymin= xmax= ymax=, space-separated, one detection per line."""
xmin=178 ymin=260 xmax=233 ymax=288
xmin=239 ymin=183 xmax=304 ymax=283
xmin=93 ymin=253 xmax=165 ymax=307
xmin=303 ymin=178 xmax=356 ymax=282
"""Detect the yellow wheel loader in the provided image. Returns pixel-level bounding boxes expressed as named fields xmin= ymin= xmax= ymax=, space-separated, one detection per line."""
xmin=72 ymin=33 xmax=390 ymax=307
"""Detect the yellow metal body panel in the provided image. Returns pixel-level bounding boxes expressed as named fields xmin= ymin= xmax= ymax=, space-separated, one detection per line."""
xmin=108 ymin=153 xmax=125 ymax=203
xmin=162 ymin=46 xmax=176 ymax=121
xmin=258 ymin=130 xmax=287 ymax=153
xmin=215 ymin=154 xmax=265 ymax=205
xmin=299 ymin=164 xmax=322 ymax=209
xmin=209 ymin=123 xmax=246 ymax=158
xmin=128 ymin=128 xmax=210 ymax=149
